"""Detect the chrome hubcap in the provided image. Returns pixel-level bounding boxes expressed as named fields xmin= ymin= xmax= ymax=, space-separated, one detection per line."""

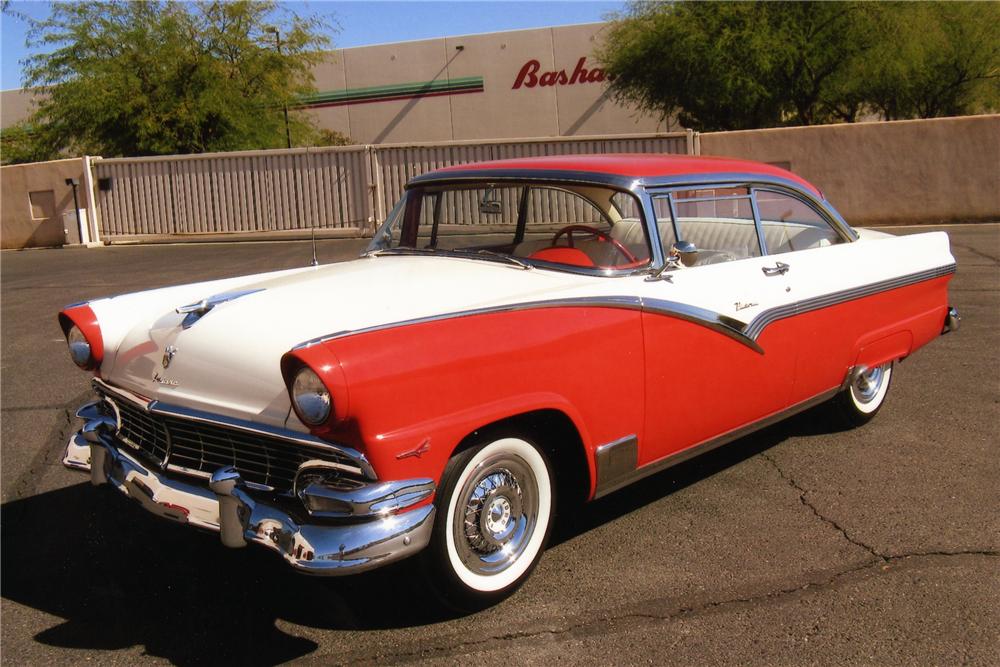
xmin=485 ymin=496 xmax=512 ymax=535
xmin=454 ymin=456 xmax=538 ymax=576
xmin=852 ymin=364 xmax=887 ymax=404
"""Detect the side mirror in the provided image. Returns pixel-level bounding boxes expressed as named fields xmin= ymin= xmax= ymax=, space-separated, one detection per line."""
xmin=670 ymin=240 xmax=698 ymax=267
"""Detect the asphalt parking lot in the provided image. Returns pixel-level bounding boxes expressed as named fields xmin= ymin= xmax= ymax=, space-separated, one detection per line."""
xmin=2 ymin=224 xmax=998 ymax=666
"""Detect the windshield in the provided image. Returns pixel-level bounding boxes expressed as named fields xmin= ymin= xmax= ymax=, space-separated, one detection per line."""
xmin=367 ymin=182 xmax=652 ymax=273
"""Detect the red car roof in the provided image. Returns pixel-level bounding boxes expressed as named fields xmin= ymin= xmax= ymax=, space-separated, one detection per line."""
xmin=433 ymin=153 xmax=821 ymax=197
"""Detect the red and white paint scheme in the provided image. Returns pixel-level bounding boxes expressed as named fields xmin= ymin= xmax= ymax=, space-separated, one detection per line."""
xmin=60 ymin=154 xmax=959 ymax=610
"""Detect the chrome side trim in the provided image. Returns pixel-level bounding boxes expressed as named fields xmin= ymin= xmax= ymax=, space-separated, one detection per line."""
xmin=291 ymin=296 xmax=645 ymax=350
xmin=641 ymin=298 xmax=761 ymax=353
xmin=743 ymin=263 xmax=957 ymax=340
xmin=292 ymin=262 xmax=955 ymax=354
xmin=594 ymin=435 xmax=638 ymax=499
xmin=291 ymin=294 xmax=762 ymax=353
xmin=91 ymin=378 xmax=377 ymax=480
xmin=593 ymin=386 xmax=841 ymax=500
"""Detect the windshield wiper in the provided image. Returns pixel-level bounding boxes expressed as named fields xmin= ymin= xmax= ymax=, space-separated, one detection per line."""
xmin=364 ymin=247 xmax=438 ymax=258
xmin=367 ymin=246 xmax=532 ymax=270
xmin=453 ymin=248 xmax=532 ymax=270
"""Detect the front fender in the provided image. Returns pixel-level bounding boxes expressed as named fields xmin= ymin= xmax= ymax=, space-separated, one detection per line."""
xmin=300 ymin=305 xmax=646 ymax=493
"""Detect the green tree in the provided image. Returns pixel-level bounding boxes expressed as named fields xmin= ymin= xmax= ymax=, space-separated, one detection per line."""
xmin=598 ymin=1 xmax=999 ymax=131
xmin=9 ymin=0 xmax=336 ymax=162
xmin=765 ymin=2 xmax=876 ymax=126
xmin=860 ymin=3 xmax=1000 ymax=120
xmin=597 ymin=2 xmax=784 ymax=131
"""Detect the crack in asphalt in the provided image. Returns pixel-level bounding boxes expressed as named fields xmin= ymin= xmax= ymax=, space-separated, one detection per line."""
xmin=338 ymin=452 xmax=999 ymax=666
xmin=8 ymin=407 xmax=73 ymax=502
xmin=346 ymin=551 xmax=997 ymax=666
xmin=759 ymin=454 xmax=1000 ymax=563
xmin=2 ymin=404 xmax=83 ymax=412
xmin=6 ymin=392 xmax=90 ymax=503
xmin=760 ymin=452 xmax=887 ymax=560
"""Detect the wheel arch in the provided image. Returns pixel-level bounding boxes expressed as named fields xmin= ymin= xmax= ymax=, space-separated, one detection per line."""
xmin=451 ymin=408 xmax=594 ymax=508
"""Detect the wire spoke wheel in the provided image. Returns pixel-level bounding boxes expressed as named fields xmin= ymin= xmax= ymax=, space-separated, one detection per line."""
xmin=432 ymin=436 xmax=553 ymax=606
xmin=454 ymin=457 xmax=538 ymax=577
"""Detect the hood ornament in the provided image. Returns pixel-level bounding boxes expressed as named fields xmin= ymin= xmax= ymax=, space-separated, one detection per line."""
xmin=162 ymin=345 xmax=178 ymax=368
xmin=176 ymin=288 xmax=264 ymax=329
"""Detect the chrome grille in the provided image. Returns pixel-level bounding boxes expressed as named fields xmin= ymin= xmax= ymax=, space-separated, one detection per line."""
xmin=102 ymin=394 xmax=360 ymax=493
xmin=113 ymin=397 xmax=169 ymax=465
xmin=163 ymin=417 xmax=341 ymax=490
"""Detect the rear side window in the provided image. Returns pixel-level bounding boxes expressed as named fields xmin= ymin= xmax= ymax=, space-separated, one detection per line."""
xmin=755 ymin=190 xmax=844 ymax=254
xmin=655 ymin=187 xmax=761 ymax=265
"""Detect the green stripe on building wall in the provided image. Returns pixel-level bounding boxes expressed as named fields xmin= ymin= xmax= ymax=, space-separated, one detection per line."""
xmin=300 ymin=76 xmax=485 ymax=107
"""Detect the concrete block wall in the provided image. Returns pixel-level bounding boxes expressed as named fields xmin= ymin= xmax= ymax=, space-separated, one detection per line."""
xmin=700 ymin=115 xmax=1000 ymax=226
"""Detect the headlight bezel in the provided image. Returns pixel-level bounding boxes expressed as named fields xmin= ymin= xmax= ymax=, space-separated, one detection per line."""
xmin=66 ymin=324 xmax=93 ymax=368
xmin=59 ymin=305 xmax=103 ymax=372
xmin=291 ymin=366 xmax=333 ymax=426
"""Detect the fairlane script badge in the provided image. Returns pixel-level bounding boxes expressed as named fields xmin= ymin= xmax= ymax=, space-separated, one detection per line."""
xmin=153 ymin=373 xmax=179 ymax=386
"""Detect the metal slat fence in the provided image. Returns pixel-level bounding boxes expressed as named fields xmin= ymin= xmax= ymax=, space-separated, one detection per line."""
xmin=91 ymin=132 xmax=691 ymax=241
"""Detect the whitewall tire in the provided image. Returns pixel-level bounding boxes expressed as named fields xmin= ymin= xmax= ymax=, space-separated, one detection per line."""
xmin=423 ymin=435 xmax=554 ymax=610
xmin=831 ymin=362 xmax=894 ymax=426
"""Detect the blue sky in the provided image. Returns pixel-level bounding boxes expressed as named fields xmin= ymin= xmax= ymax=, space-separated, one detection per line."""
xmin=1 ymin=1 xmax=625 ymax=90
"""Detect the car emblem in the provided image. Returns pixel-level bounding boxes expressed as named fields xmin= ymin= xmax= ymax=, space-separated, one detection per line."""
xmin=162 ymin=345 xmax=178 ymax=368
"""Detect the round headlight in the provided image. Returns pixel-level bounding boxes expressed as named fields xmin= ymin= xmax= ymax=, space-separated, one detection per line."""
xmin=67 ymin=325 xmax=93 ymax=368
xmin=292 ymin=367 xmax=331 ymax=426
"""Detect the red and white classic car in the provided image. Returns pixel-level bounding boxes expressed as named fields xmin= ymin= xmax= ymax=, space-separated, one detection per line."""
xmin=60 ymin=155 xmax=959 ymax=609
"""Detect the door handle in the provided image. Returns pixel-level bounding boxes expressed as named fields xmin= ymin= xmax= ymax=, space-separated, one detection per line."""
xmin=761 ymin=261 xmax=790 ymax=276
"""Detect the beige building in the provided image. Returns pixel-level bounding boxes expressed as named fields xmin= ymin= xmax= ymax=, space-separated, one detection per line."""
xmin=1 ymin=22 xmax=665 ymax=144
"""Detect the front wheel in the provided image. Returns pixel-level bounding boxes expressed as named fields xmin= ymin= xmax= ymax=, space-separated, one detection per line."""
xmin=421 ymin=435 xmax=554 ymax=611
xmin=829 ymin=362 xmax=894 ymax=427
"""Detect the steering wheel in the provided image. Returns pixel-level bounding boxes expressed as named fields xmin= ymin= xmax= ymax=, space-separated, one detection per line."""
xmin=551 ymin=225 xmax=638 ymax=264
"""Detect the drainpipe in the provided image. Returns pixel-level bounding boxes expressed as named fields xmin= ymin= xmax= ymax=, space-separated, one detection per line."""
xmin=64 ymin=177 xmax=83 ymax=245
xmin=82 ymin=155 xmax=102 ymax=245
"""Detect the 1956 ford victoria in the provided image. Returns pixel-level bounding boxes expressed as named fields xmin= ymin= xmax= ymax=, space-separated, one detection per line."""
xmin=60 ymin=155 xmax=959 ymax=609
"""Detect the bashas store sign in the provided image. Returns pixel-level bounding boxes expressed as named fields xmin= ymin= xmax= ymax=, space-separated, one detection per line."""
xmin=512 ymin=57 xmax=607 ymax=89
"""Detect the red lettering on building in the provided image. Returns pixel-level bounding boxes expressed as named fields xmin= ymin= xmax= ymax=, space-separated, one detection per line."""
xmin=512 ymin=60 xmax=540 ymax=89
xmin=512 ymin=57 xmax=606 ymax=90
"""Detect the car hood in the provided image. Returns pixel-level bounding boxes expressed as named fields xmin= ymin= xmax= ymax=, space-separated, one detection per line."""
xmin=95 ymin=256 xmax=594 ymax=428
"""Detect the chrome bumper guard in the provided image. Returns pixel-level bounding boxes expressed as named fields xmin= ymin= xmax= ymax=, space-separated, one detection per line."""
xmin=942 ymin=305 xmax=960 ymax=335
xmin=63 ymin=430 xmax=436 ymax=575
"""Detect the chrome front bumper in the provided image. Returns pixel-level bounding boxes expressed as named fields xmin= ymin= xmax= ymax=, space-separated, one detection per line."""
xmin=63 ymin=433 xmax=435 ymax=575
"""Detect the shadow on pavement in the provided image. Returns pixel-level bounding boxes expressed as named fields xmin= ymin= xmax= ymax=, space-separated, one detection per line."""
xmin=1 ymin=406 xmax=836 ymax=665
xmin=550 ymin=406 xmax=842 ymax=547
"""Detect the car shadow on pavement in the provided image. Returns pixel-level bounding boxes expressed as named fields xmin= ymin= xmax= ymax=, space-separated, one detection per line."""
xmin=549 ymin=406 xmax=841 ymax=548
xmin=1 ymin=406 xmax=835 ymax=665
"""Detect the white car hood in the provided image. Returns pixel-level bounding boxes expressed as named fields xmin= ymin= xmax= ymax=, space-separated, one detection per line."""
xmin=94 ymin=256 xmax=595 ymax=427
